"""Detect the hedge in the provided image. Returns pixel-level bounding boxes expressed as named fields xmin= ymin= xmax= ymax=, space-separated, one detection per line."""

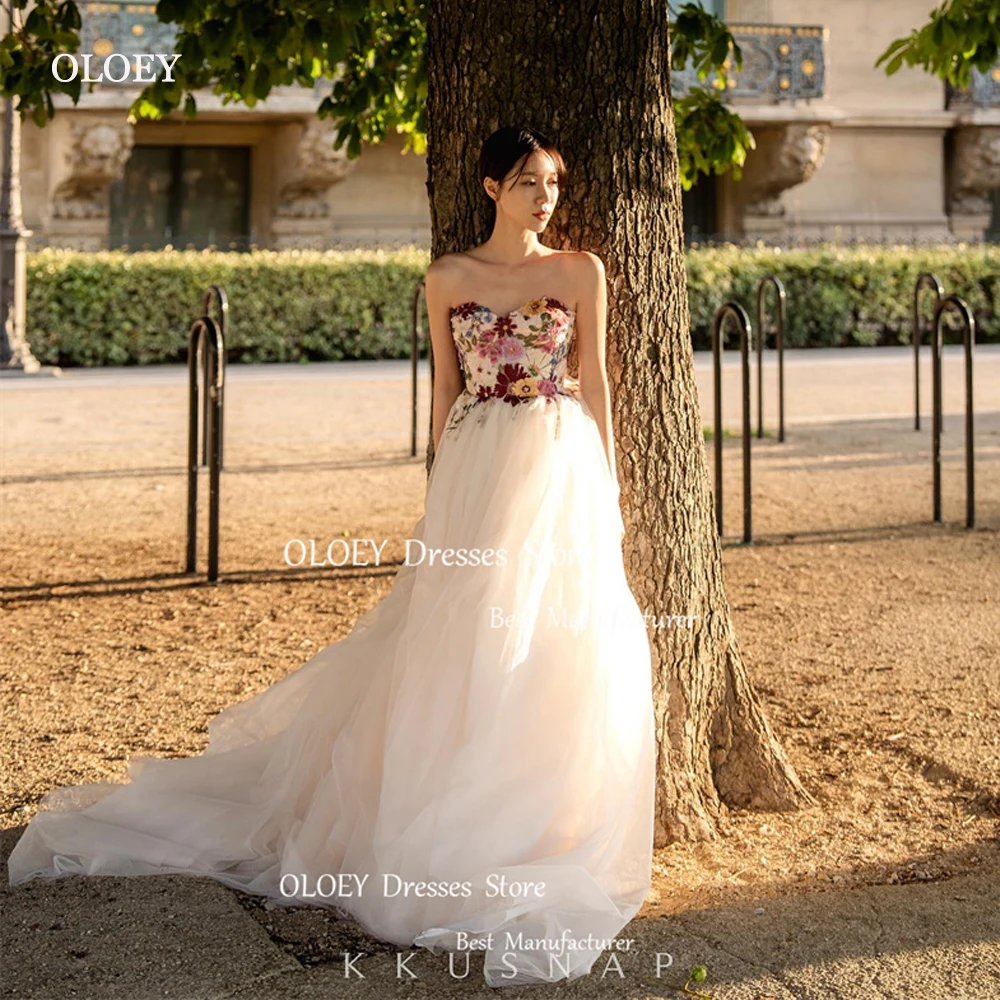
xmin=22 ymin=243 xmax=1000 ymax=367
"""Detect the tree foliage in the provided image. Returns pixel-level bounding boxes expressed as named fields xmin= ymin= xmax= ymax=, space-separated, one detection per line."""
xmin=2 ymin=0 xmax=745 ymax=188
xmin=3 ymin=0 xmax=996 ymax=191
xmin=875 ymin=0 xmax=1000 ymax=86
xmin=669 ymin=2 xmax=756 ymax=189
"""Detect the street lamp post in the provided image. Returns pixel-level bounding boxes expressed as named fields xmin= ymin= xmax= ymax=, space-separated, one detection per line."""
xmin=0 ymin=93 xmax=40 ymax=372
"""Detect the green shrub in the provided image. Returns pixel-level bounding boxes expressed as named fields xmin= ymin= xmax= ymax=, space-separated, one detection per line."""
xmin=25 ymin=246 xmax=429 ymax=366
xmin=687 ymin=242 xmax=1000 ymax=351
xmin=23 ymin=243 xmax=999 ymax=366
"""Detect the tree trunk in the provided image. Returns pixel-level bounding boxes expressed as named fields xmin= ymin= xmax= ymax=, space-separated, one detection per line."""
xmin=425 ymin=0 xmax=815 ymax=847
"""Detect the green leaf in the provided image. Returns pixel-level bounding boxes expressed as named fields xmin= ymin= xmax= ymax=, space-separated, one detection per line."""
xmin=253 ymin=64 xmax=270 ymax=100
xmin=875 ymin=36 xmax=908 ymax=67
xmin=941 ymin=18 xmax=955 ymax=50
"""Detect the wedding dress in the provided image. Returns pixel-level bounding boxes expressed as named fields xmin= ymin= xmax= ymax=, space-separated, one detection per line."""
xmin=7 ymin=294 xmax=656 ymax=987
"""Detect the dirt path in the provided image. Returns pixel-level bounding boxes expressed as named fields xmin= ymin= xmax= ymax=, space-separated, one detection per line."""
xmin=2 ymin=356 xmax=999 ymax=949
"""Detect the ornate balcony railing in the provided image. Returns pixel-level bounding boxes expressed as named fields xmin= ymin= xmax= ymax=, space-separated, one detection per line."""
xmin=672 ymin=23 xmax=827 ymax=104
xmin=80 ymin=2 xmax=177 ymax=75
xmin=80 ymin=8 xmax=828 ymax=104
xmin=946 ymin=63 xmax=1000 ymax=110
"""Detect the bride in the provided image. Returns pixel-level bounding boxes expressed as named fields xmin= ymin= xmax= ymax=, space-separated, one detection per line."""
xmin=7 ymin=125 xmax=656 ymax=988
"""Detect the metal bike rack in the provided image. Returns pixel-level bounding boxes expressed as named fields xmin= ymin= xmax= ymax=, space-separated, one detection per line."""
xmin=755 ymin=274 xmax=786 ymax=442
xmin=199 ymin=286 xmax=229 ymax=467
xmin=186 ymin=312 xmax=225 ymax=582
xmin=930 ymin=295 xmax=975 ymax=529
xmin=712 ymin=302 xmax=754 ymax=543
xmin=411 ymin=281 xmax=426 ymax=457
xmin=913 ymin=272 xmax=944 ymax=432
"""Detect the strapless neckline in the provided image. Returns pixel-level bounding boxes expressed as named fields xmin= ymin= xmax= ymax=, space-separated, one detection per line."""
xmin=448 ymin=295 xmax=576 ymax=322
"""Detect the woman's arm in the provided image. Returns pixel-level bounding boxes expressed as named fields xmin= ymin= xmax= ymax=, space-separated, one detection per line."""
xmin=575 ymin=252 xmax=617 ymax=479
xmin=424 ymin=258 xmax=465 ymax=453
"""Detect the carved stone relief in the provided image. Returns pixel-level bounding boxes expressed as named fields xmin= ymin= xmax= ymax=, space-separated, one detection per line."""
xmin=275 ymin=119 xmax=357 ymax=220
xmin=947 ymin=126 xmax=1000 ymax=216
xmin=51 ymin=119 xmax=134 ymax=220
xmin=743 ymin=123 xmax=830 ymax=217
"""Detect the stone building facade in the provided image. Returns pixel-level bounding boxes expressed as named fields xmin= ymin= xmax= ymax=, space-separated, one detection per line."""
xmin=3 ymin=0 xmax=1000 ymax=251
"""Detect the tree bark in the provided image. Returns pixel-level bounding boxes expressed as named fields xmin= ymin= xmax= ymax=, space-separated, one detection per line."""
xmin=425 ymin=0 xmax=815 ymax=847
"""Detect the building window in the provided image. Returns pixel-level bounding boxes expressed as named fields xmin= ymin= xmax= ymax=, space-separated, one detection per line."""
xmin=681 ymin=0 xmax=724 ymax=244
xmin=988 ymin=187 xmax=1000 ymax=244
xmin=683 ymin=173 xmax=719 ymax=245
xmin=110 ymin=145 xmax=251 ymax=252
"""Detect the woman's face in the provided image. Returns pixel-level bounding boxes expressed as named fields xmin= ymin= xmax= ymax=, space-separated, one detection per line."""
xmin=489 ymin=150 xmax=560 ymax=232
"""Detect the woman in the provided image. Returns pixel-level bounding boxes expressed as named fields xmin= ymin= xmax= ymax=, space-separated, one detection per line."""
xmin=8 ymin=125 xmax=656 ymax=988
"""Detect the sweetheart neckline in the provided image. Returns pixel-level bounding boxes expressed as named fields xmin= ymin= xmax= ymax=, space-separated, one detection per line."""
xmin=448 ymin=295 xmax=576 ymax=322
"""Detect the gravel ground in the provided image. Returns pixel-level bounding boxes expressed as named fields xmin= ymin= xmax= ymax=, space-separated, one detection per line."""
xmin=2 ymin=351 xmax=999 ymax=945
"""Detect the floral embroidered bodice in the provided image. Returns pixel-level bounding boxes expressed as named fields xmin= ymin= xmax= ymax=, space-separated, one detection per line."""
xmin=448 ymin=295 xmax=576 ymax=424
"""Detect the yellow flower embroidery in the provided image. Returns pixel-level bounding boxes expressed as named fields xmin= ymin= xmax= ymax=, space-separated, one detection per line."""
xmin=509 ymin=378 xmax=539 ymax=398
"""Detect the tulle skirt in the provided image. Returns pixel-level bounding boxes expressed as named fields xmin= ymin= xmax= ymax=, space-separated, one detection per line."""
xmin=7 ymin=388 xmax=656 ymax=987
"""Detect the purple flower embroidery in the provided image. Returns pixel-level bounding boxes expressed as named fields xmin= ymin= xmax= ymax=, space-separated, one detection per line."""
xmin=498 ymin=336 xmax=526 ymax=362
xmin=475 ymin=340 xmax=504 ymax=363
xmin=534 ymin=330 xmax=558 ymax=353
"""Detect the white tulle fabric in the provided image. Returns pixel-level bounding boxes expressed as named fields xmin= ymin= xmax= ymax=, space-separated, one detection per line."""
xmin=8 ymin=301 xmax=656 ymax=987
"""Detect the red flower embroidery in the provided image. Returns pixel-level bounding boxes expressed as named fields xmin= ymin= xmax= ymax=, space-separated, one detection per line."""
xmin=494 ymin=364 xmax=532 ymax=404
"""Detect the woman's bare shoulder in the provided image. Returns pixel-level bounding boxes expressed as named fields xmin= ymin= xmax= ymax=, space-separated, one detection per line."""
xmin=427 ymin=250 xmax=467 ymax=273
xmin=569 ymin=249 xmax=605 ymax=271
xmin=561 ymin=251 xmax=605 ymax=311
xmin=425 ymin=252 xmax=471 ymax=302
xmin=552 ymin=249 xmax=604 ymax=282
